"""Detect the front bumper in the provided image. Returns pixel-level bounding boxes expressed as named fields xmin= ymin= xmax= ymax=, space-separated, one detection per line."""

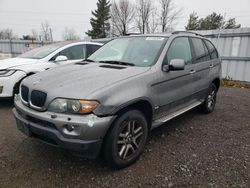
xmin=13 ymin=98 xmax=115 ymax=158
xmin=0 ymin=71 xmax=26 ymax=98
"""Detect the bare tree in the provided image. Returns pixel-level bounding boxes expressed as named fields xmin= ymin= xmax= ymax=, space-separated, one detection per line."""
xmin=62 ymin=27 xmax=80 ymax=41
xmin=111 ymin=0 xmax=135 ymax=36
xmin=31 ymin=29 xmax=39 ymax=40
xmin=41 ymin=20 xmax=53 ymax=41
xmin=159 ymin=0 xmax=181 ymax=32
xmin=135 ymin=0 xmax=154 ymax=34
xmin=0 ymin=28 xmax=16 ymax=39
xmin=147 ymin=8 xmax=159 ymax=33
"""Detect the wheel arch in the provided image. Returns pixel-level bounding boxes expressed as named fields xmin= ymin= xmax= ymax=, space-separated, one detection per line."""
xmin=212 ymin=78 xmax=220 ymax=91
xmin=100 ymin=98 xmax=153 ymax=148
xmin=110 ymin=98 xmax=154 ymax=130
xmin=100 ymin=99 xmax=153 ymax=161
xmin=13 ymin=72 xmax=36 ymax=95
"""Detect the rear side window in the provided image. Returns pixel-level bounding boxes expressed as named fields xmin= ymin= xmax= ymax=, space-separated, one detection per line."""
xmin=164 ymin=37 xmax=192 ymax=65
xmin=204 ymin=40 xmax=219 ymax=59
xmin=86 ymin=44 xmax=101 ymax=58
xmin=191 ymin=38 xmax=210 ymax=63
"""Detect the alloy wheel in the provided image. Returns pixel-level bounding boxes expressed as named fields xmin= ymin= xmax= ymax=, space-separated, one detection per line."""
xmin=117 ymin=120 xmax=143 ymax=160
xmin=207 ymin=89 xmax=216 ymax=110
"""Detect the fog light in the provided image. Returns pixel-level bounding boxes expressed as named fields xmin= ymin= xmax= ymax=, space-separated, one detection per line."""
xmin=65 ymin=124 xmax=75 ymax=132
xmin=0 ymin=86 xmax=3 ymax=94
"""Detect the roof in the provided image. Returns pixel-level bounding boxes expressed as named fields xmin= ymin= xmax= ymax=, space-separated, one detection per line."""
xmin=46 ymin=41 xmax=103 ymax=48
xmin=132 ymin=31 xmax=204 ymax=38
xmin=117 ymin=31 xmax=204 ymax=38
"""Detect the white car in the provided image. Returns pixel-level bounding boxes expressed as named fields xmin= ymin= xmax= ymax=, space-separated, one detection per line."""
xmin=0 ymin=41 xmax=102 ymax=98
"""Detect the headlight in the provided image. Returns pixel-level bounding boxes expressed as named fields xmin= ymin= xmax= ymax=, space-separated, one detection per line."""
xmin=0 ymin=70 xmax=16 ymax=77
xmin=48 ymin=98 xmax=99 ymax=114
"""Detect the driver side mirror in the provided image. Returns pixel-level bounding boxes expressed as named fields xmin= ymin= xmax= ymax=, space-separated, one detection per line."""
xmin=54 ymin=55 xmax=68 ymax=62
xmin=163 ymin=59 xmax=185 ymax=72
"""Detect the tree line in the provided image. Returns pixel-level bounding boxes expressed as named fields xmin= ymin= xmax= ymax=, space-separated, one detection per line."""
xmin=87 ymin=0 xmax=182 ymax=39
xmin=0 ymin=20 xmax=80 ymax=41
xmin=87 ymin=0 xmax=241 ymax=39
xmin=185 ymin=12 xmax=241 ymax=30
xmin=0 ymin=0 xmax=241 ymax=40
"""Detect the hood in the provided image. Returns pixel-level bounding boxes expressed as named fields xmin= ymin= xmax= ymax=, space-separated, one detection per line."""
xmin=23 ymin=62 xmax=150 ymax=99
xmin=0 ymin=58 xmax=39 ymax=70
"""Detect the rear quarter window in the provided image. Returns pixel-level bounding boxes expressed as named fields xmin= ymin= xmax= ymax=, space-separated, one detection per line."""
xmin=204 ymin=40 xmax=219 ymax=59
xmin=191 ymin=37 xmax=210 ymax=63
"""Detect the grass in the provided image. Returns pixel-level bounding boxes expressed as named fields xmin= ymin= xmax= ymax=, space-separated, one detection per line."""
xmin=221 ymin=79 xmax=250 ymax=89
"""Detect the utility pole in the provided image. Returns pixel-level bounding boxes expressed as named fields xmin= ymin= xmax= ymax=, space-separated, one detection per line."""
xmin=49 ymin=28 xmax=53 ymax=42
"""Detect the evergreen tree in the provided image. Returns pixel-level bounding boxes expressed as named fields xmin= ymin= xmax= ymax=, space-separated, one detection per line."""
xmin=185 ymin=12 xmax=241 ymax=30
xmin=199 ymin=12 xmax=224 ymax=30
xmin=185 ymin=12 xmax=200 ymax=30
xmin=86 ymin=0 xmax=111 ymax=39
xmin=224 ymin=18 xmax=241 ymax=29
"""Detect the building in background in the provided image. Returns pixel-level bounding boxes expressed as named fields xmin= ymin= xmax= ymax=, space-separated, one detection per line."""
xmin=197 ymin=28 xmax=250 ymax=82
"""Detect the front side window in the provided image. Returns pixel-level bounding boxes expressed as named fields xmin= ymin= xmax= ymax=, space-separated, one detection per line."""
xmin=88 ymin=37 xmax=167 ymax=67
xmin=191 ymin=38 xmax=210 ymax=63
xmin=164 ymin=37 xmax=192 ymax=65
xmin=59 ymin=45 xmax=86 ymax=60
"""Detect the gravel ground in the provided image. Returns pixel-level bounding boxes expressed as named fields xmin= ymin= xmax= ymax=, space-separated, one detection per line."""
xmin=0 ymin=87 xmax=250 ymax=188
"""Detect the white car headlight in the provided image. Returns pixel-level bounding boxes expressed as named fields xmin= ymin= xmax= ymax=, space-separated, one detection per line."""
xmin=0 ymin=70 xmax=16 ymax=77
xmin=48 ymin=98 xmax=99 ymax=114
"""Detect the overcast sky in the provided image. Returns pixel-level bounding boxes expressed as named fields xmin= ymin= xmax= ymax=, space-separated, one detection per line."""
xmin=0 ymin=0 xmax=250 ymax=40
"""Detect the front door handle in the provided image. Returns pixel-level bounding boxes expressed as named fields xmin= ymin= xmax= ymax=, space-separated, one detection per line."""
xmin=209 ymin=64 xmax=214 ymax=68
xmin=190 ymin=70 xmax=196 ymax=74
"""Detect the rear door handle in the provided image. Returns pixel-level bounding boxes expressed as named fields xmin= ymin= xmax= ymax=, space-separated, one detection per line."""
xmin=190 ymin=70 xmax=196 ymax=74
xmin=209 ymin=64 xmax=214 ymax=68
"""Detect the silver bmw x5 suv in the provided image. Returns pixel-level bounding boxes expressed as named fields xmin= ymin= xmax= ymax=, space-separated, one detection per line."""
xmin=13 ymin=32 xmax=221 ymax=168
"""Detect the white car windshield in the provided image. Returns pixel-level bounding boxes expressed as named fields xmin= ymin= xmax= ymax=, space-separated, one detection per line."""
xmin=19 ymin=44 xmax=62 ymax=59
xmin=88 ymin=36 xmax=168 ymax=67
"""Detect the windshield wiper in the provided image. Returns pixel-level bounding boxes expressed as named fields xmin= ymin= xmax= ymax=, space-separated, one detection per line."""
xmin=99 ymin=60 xmax=135 ymax=66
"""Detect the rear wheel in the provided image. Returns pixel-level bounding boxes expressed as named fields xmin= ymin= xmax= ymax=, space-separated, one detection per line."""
xmin=200 ymin=83 xmax=217 ymax=113
xmin=104 ymin=109 xmax=148 ymax=169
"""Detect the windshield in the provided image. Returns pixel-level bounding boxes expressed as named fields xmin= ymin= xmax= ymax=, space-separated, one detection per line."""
xmin=19 ymin=44 xmax=62 ymax=59
xmin=88 ymin=36 xmax=167 ymax=67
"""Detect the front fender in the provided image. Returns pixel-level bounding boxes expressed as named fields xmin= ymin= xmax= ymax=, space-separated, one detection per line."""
xmin=92 ymin=80 xmax=156 ymax=116
xmin=109 ymin=97 xmax=154 ymax=115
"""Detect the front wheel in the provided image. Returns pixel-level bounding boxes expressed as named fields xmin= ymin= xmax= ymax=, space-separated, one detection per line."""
xmin=200 ymin=83 xmax=217 ymax=113
xmin=103 ymin=109 xmax=148 ymax=169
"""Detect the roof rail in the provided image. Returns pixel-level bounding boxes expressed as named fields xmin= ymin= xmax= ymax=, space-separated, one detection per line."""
xmin=172 ymin=31 xmax=204 ymax=37
xmin=124 ymin=33 xmax=142 ymax=36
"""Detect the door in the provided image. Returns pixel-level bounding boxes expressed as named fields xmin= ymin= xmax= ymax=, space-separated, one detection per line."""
xmin=153 ymin=37 xmax=196 ymax=118
xmin=190 ymin=37 xmax=213 ymax=101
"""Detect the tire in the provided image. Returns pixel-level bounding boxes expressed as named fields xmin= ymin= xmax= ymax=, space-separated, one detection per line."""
xmin=200 ymin=83 xmax=217 ymax=113
xmin=103 ymin=109 xmax=148 ymax=169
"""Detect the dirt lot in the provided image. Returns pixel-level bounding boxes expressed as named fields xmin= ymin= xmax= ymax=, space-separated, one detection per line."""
xmin=0 ymin=87 xmax=250 ymax=188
